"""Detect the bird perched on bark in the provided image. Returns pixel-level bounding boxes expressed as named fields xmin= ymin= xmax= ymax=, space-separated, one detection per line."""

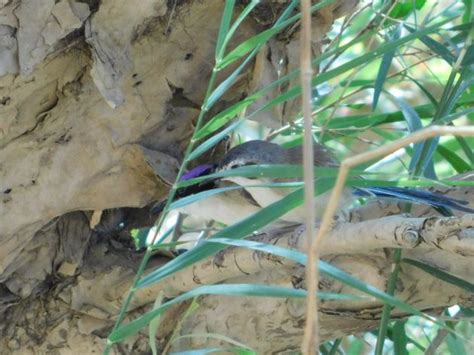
xmin=159 ymin=140 xmax=474 ymax=226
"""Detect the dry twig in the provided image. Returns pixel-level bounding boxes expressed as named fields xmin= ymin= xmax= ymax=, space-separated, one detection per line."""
xmin=299 ymin=0 xmax=318 ymax=353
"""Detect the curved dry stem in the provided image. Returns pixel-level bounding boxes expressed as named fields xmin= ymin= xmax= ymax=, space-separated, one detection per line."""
xmin=305 ymin=125 xmax=474 ymax=353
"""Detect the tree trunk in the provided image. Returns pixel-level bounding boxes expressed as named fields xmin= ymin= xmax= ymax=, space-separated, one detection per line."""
xmin=1 ymin=1 xmax=472 ymax=354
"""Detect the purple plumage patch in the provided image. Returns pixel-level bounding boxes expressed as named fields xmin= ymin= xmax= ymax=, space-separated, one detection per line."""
xmin=181 ymin=164 xmax=216 ymax=181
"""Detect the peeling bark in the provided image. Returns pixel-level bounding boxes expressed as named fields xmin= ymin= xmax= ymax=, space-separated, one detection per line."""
xmin=1 ymin=0 xmax=472 ymax=354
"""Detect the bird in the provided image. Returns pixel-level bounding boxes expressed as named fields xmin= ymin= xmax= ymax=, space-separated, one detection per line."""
xmin=159 ymin=140 xmax=474 ymax=226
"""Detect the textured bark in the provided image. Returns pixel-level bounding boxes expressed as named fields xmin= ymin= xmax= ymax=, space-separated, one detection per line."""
xmin=2 ymin=0 xmax=472 ymax=354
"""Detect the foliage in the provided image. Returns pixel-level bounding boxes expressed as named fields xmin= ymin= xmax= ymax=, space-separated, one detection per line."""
xmin=106 ymin=1 xmax=474 ymax=354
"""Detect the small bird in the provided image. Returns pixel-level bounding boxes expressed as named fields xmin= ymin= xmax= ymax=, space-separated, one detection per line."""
xmin=164 ymin=140 xmax=474 ymax=226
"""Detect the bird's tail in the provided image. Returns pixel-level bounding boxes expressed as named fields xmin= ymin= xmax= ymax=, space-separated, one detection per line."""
xmin=354 ymin=186 xmax=474 ymax=213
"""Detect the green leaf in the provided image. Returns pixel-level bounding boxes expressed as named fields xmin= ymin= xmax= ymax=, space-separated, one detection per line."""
xmin=392 ymin=321 xmax=408 ymax=355
xmin=390 ymin=0 xmax=427 ymax=19
xmin=216 ymin=0 xmax=259 ymax=61
xmin=208 ymin=240 xmax=446 ymax=340
xmin=325 ymin=104 xmax=434 ymax=130
xmin=110 ymin=238 xmax=448 ymax=345
xmin=462 ymin=0 xmax=472 ymax=24
xmin=375 ymin=248 xmax=403 ymax=355
xmin=455 ymin=135 xmax=474 ymax=165
xmin=176 ymin=165 xmax=364 ymax=189
xmin=138 ymin=187 xmax=307 ymax=288
xmin=196 ymin=97 xmax=256 ymax=140
xmin=461 ymin=44 xmax=474 ymax=66
xmin=402 ymin=259 xmax=474 ymax=293
xmin=197 ymin=27 xmax=377 ymax=142
xmin=256 ymin=17 xmax=455 ymax=120
xmin=386 ymin=327 xmax=426 ymax=352
xmin=217 ymin=15 xmax=293 ymax=70
xmin=446 ymin=333 xmax=467 ymax=355
xmin=215 ymin=0 xmax=236 ymax=60
xmin=436 ymin=145 xmax=472 ymax=173
xmin=170 ymin=180 xmax=308 ymax=211
xmin=403 ymin=74 xmax=439 ymax=108
xmin=217 ymin=0 xmax=337 ymax=70
xmin=206 ymin=55 xmax=257 ymax=111
xmin=405 ymin=25 xmax=456 ymax=64
xmin=390 ymin=95 xmax=437 ymax=179
xmin=328 ymin=338 xmax=343 ymax=355
xmin=373 ymin=25 xmax=402 ymax=110
xmin=134 ymin=227 xmax=152 ymax=249
xmin=109 ymin=283 xmax=359 ymax=343
xmin=148 ymin=292 xmax=164 ymax=355
xmin=189 ymin=119 xmax=245 ymax=161
xmin=201 ymin=238 xmax=440 ymax=322
xmin=346 ymin=337 xmax=364 ymax=355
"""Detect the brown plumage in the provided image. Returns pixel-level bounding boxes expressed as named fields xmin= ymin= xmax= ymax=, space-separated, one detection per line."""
xmin=219 ymin=140 xmax=338 ymax=169
xmin=215 ymin=140 xmax=347 ymax=224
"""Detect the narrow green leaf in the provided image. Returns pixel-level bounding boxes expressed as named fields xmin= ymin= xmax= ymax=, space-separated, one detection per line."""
xmin=446 ymin=333 xmax=467 ymax=355
xmin=326 ymin=102 xmax=474 ymax=133
xmin=411 ymin=137 xmax=438 ymax=179
xmin=436 ymin=106 xmax=474 ymax=125
xmin=205 ymin=57 xmax=257 ymax=111
xmin=462 ymin=0 xmax=472 ymax=24
xmin=170 ymin=181 xmax=306 ymax=211
xmin=176 ymin=165 xmax=364 ymax=189
xmin=170 ymin=185 xmax=242 ymax=210
xmin=204 ymin=239 xmax=441 ymax=324
xmin=256 ymin=17 xmax=455 ymax=119
xmin=386 ymin=327 xmax=426 ymax=352
xmin=217 ymin=17 xmax=291 ymax=70
xmin=137 ymin=187 xmax=307 ymax=288
xmin=199 ymin=1 xmax=300 ymax=133
xmin=319 ymin=343 xmax=330 ymax=355
xmin=436 ymin=145 xmax=471 ymax=173
xmin=455 ymin=135 xmax=474 ymax=165
xmin=404 ymin=74 xmax=439 ymax=108
xmin=109 ymin=283 xmax=358 ymax=343
xmin=390 ymin=0 xmax=426 ymax=18
xmin=375 ymin=249 xmax=403 ymax=355
xmin=440 ymin=77 xmax=474 ymax=121
xmin=194 ymin=98 xmax=254 ymax=140
xmin=413 ymin=78 xmax=474 ymax=177
xmin=390 ymin=95 xmax=437 ymax=179
xmin=346 ymin=337 xmax=364 ymax=355
xmin=217 ymin=0 xmax=337 ymax=70
xmin=373 ymin=25 xmax=402 ymax=110
xmin=134 ymin=227 xmax=152 ymax=249
xmin=461 ymin=44 xmax=474 ymax=66
xmin=189 ymin=119 xmax=245 ymax=161
xmin=392 ymin=321 xmax=408 ymax=355
xmin=216 ymin=0 xmax=260 ymax=61
xmin=325 ymin=104 xmax=435 ymax=130
xmin=216 ymin=0 xmax=297 ymax=70
xmin=197 ymin=28 xmax=377 ymax=142
xmin=392 ymin=95 xmax=422 ymax=133
xmin=328 ymin=338 xmax=343 ymax=355
xmin=272 ymin=0 xmax=299 ymax=26
xmin=405 ymin=25 xmax=456 ymax=64
xmin=110 ymin=237 xmax=449 ymax=345
xmin=215 ymin=0 xmax=236 ymax=60
xmin=402 ymin=259 xmax=474 ymax=293
xmin=148 ymin=292 xmax=164 ymax=355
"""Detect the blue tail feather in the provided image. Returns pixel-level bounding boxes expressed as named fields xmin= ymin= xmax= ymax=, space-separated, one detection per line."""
xmin=354 ymin=186 xmax=474 ymax=213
